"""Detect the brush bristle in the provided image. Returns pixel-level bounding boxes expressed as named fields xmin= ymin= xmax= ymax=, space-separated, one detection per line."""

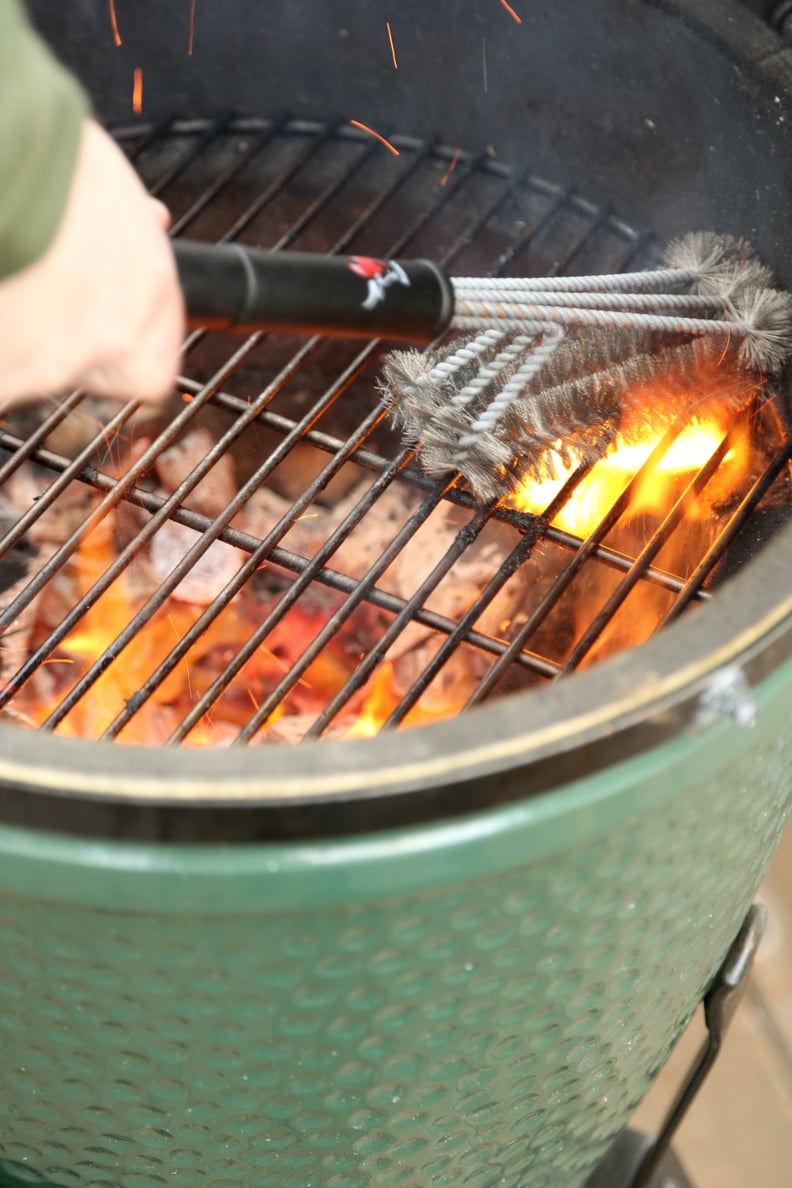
xmin=381 ymin=232 xmax=791 ymax=501
xmin=381 ymin=332 xmax=762 ymax=501
xmin=731 ymin=286 xmax=792 ymax=373
xmin=664 ymin=232 xmax=773 ymax=297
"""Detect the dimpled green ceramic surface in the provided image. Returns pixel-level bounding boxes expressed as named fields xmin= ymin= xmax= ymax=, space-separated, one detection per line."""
xmin=0 ymin=656 xmax=791 ymax=1186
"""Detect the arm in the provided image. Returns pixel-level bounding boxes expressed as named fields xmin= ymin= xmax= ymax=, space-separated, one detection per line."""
xmin=0 ymin=0 xmax=184 ymax=409
xmin=0 ymin=0 xmax=88 ymax=279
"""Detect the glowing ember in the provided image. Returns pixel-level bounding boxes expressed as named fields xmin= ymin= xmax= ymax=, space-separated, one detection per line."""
xmin=132 ymin=67 xmax=143 ymax=115
xmin=188 ymin=0 xmax=197 ymax=55
xmin=348 ymin=120 xmax=400 ymax=156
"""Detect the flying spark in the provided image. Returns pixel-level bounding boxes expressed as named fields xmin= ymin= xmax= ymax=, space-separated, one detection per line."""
xmin=386 ymin=21 xmax=398 ymax=69
xmin=188 ymin=0 xmax=197 ymax=55
xmin=440 ymin=149 xmax=460 ymax=187
xmin=349 ymin=120 xmax=400 ymax=155
xmin=498 ymin=0 xmax=522 ymax=23
xmin=108 ymin=0 xmax=122 ymax=45
xmin=132 ymin=67 xmax=143 ymax=114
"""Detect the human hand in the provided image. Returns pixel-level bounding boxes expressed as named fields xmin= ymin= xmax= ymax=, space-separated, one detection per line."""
xmin=0 ymin=118 xmax=185 ymax=412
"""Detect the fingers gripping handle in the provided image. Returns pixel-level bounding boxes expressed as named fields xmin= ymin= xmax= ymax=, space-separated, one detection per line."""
xmin=173 ymin=241 xmax=455 ymax=343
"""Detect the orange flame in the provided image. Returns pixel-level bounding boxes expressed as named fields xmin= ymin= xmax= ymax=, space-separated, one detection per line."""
xmin=511 ymin=418 xmax=746 ymax=538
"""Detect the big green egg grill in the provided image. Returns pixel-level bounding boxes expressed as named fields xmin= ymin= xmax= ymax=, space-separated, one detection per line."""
xmin=2 ymin=1 xmax=792 ymax=1185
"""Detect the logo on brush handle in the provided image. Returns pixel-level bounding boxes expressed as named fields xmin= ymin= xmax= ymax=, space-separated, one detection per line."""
xmin=347 ymin=256 xmax=411 ymax=310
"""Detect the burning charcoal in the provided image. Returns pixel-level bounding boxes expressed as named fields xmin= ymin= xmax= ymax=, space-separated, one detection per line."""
xmin=155 ymin=426 xmax=238 ymax=517
xmin=149 ymin=521 xmax=247 ymax=605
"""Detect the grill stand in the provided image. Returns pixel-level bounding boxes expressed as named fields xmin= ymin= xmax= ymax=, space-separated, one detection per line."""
xmin=583 ymin=903 xmax=766 ymax=1188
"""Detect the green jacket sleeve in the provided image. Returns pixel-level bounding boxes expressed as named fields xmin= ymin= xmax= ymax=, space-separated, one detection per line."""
xmin=0 ymin=0 xmax=88 ymax=280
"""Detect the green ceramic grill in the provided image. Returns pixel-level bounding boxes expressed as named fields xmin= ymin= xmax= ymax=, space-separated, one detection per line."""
xmin=2 ymin=1 xmax=792 ymax=1185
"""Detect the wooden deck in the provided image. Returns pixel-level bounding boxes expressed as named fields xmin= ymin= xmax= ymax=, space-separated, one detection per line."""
xmin=632 ymin=820 xmax=792 ymax=1187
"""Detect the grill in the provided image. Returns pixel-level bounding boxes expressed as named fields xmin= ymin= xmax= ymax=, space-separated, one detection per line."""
xmin=2 ymin=116 xmax=792 ymax=748
xmin=2 ymin=3 xmax=792 ymax=1187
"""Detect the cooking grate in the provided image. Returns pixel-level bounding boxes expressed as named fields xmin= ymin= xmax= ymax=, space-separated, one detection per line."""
xmin=1 ymin=115 xmax=791 ymax=747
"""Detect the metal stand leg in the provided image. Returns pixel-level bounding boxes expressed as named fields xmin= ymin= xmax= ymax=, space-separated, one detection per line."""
xmin=583 ymin=904 xmax=767 ymax=1188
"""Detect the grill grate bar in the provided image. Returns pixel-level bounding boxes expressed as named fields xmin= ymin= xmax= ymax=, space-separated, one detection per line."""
xmin=660 ymin=418 xmax=792 ymax=628
xmin=104 ymin=406 xmax=408 ymax=741
xmin=147 ymin=117 xmax=235 ymax=199
xmin=2 ymin=118 xmax=783 ymax=746
xmin=91 ymin=343 xmax=389 ymax=738
xmin=235 ymin=477 xmax=457 ymax=744
xmin=245 ymin=191 xmax=630 ymax=738
xmin=121 ymin=114 xmax=177 ymax=162
xmin=168 ymin=118 xmax=286 ymax=237
xmin=185 ymin=382 xmax=710 ymax=601
xmin=381 ymin=463 xmax=595 ymax=729
xmin=214 ymin=121 xmax=338 ymax=245
xmin=165 ymin=175 xmax=549 ymax=741
xmin=0 ymin=402 xmax=139 ymax=562
xmin=230 ymin=182 xmax=631 ymax=738
xmin=463 ymin=414 xmax=732 ymax=708
xmin=18 ymin=132 xmax=512 ymax=730
xmin=0 ymin=426 xmax=550 ymax=681
xmin=0 ymin=389 xmax=87 ymax=488
xmin=304 ymin=498 xmax=503 ymax=740
xmin=559 ymin=427 xmax=736 ymax=673
xmin=0 ymin=333 xmax=268 ymax=708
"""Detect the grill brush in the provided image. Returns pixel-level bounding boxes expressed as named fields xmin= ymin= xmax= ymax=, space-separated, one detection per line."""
xmin=174 ymin=233 xmax=792 ymax=498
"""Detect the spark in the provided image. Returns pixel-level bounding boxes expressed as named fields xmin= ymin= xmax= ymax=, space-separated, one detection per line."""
xmin=188 ymin=0 xmax=197 ymax=55
xmin=168 ymin=613 xmax=193 ymax=699
xmin=108 ymin=0 xmax=122 ymax=46
xmin=440 ymin=149 xmax=460 ymax=187
xmin=132 ymin=67 xmax=143 ymax=115
xmin=386 ymin=21 xmax=398 ymax=69
xmin=248 ymin=688 xmax=261 ymax=712
xmin=498 ymin=0 xmax=522 ymax=23
xmin=349 ymin=120 xmax=400 ymax=156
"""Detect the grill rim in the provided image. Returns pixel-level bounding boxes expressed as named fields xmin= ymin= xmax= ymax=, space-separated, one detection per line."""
xmin=1 ymin=507 xmax=792 ymax=839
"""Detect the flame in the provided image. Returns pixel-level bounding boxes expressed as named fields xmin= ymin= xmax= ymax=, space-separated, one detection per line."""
xmin=511 ymin=418 xmax=746 ymax=538
xmin=347 ymin=660 xmax=469 ymax=737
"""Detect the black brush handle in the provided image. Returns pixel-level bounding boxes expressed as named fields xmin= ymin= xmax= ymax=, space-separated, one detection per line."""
xmin=173 ymin=240 xmax=455 ymax=343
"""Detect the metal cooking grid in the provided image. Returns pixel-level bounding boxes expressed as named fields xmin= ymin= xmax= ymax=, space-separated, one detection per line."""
xmin=1 ymin=115 xmax=791 ymax=746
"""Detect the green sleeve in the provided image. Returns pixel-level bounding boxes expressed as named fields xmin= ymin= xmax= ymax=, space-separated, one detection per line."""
xmin=0 ymin=0 xmax=89 ymax=280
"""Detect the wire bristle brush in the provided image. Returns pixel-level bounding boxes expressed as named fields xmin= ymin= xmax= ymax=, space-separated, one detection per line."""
xmin=378 ymin=233 xmax=792 ymax=499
